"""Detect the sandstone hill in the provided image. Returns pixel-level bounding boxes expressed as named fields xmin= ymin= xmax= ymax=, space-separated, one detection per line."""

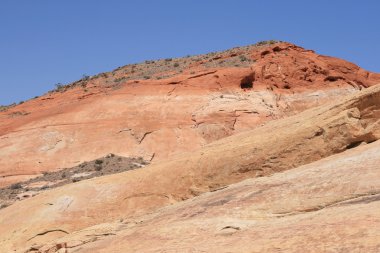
xmin=0 ymin=41 xmax=380 ymax=252
xmin=1 ymin=41 xmax=379 ymax=188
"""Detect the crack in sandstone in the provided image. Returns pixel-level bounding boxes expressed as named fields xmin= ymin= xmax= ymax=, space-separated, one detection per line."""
xmin=272 ymin=191 xmax=380 ymax=218
xmin=158 ymin=70 xmax=217 ymax=91
xmin=123 ymin=129 xmax=155 ymax=144
xmin=138 ymin=131 xmax=153 ymax=144
xmin=26 ymin=232 xmax=116 ymax=252
xmin=167 ymin=85 xmax=178 ymax=96
xmin=187 ymin=70 xmax=217 ymax=80
xmin=27 ymin=229 xmax=69 ymax=242
xmin=123 ymin=193 xmax=170 ymax=201
xmin=85 ymin=232 xmax=116 ymax=237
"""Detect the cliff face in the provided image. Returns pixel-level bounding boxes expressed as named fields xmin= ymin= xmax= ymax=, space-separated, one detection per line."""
xmin=1 ymin=42 xmax=379 ymax=187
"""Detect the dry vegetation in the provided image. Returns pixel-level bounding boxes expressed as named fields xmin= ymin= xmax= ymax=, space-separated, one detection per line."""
xmin=0 ymin=104 xmax=16 ymax=112
xmin=0 ymin=154 xmax=149 ymax=209
xmin=0 ymin=40 xmax=279 ymax=111
xmin=51 ymin=40 xmax=279 ymax=92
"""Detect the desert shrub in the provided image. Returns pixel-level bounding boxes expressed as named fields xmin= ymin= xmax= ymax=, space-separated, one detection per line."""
xmin=173 ymin=63 xmax=180 ymax=67
xmin=10 ymin=183 xmax=22 ymax=190
xmin=95 ymin=159 xmax=103 ymax=165
xmin=256 ymin=40 xmax=278 ymax=46
xmin=239 ymin=55 xmax=248 ymax=62
xmin=55 ymin=83 xmax=65 ymax=91
xmin=82 ymin=74 xmax=90 ymax=80
xmin=0 ymin=103 xmax=16 ymax=112
xmin=114 ymin=77 xmax=126 ymax=83
xmin=0 ymin=203 xmax=10 ymax=209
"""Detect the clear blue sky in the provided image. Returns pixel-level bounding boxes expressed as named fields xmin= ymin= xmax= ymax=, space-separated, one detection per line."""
xmin=1 ymin=0 xmax=379 ymax=105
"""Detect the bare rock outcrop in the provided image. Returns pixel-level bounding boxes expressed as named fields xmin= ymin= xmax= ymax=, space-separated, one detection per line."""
xmin=1 ymin=42 xmax=379 ymax=187
xmin=1 ymin=84 xmax=380 ymax=252
xmin=250 ymin=43 xmax=380 ymax=91
xmin=31 ymin=139 xmax=380 ymax=253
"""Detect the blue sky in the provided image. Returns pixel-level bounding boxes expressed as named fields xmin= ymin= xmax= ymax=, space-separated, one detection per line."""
xmin=1 ymin=0 xmax=379 ymax=105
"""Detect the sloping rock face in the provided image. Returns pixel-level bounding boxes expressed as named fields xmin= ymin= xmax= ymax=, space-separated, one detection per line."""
xmin=250 ymin=43 xmax=380 ymax=90
xmin=33 ymin=140 xmax=380 ymax=253
xmin=0 ymin=42 xmax=379 ymax=187
xmin=1 ymin=84 xmax=379 ymax=252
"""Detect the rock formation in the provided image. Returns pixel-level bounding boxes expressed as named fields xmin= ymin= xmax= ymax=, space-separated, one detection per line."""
xmin=0 ymin=83 xmax=379 ymax=252
xmin=34 ymin=140 xmax=380 ymax=253
xmin=0 ymin=42 xmax=380 ymax=252
xmin=1 ymin=42 xmax=379 ymax=187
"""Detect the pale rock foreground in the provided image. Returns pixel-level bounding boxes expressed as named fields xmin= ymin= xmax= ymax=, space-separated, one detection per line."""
xmin=37 ymin=138 xmax=380 ymax=253
xmin=1 ymin=84 xmax=380 ymax=252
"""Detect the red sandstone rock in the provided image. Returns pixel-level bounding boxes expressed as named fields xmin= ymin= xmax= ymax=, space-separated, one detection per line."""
xmin=0 ymin=43 xmax=379 ymax=187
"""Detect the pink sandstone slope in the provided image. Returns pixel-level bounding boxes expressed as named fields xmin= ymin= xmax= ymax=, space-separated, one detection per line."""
xmin=40 ymin=138 xmax=380 ymax=253
xmin=0 ymin=42 xmax=379 ymax=187
xmin=0 ymin=83 xmax=379 ymax=252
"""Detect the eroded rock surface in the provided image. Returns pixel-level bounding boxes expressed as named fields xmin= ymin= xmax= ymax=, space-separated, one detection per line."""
xmin=1 ymin=42 xmax=379 ymax=187
xmin=30 ymin=140 xmax=380 ymax=253
xmin=1 ymin=84 xmax=380 ymax=252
